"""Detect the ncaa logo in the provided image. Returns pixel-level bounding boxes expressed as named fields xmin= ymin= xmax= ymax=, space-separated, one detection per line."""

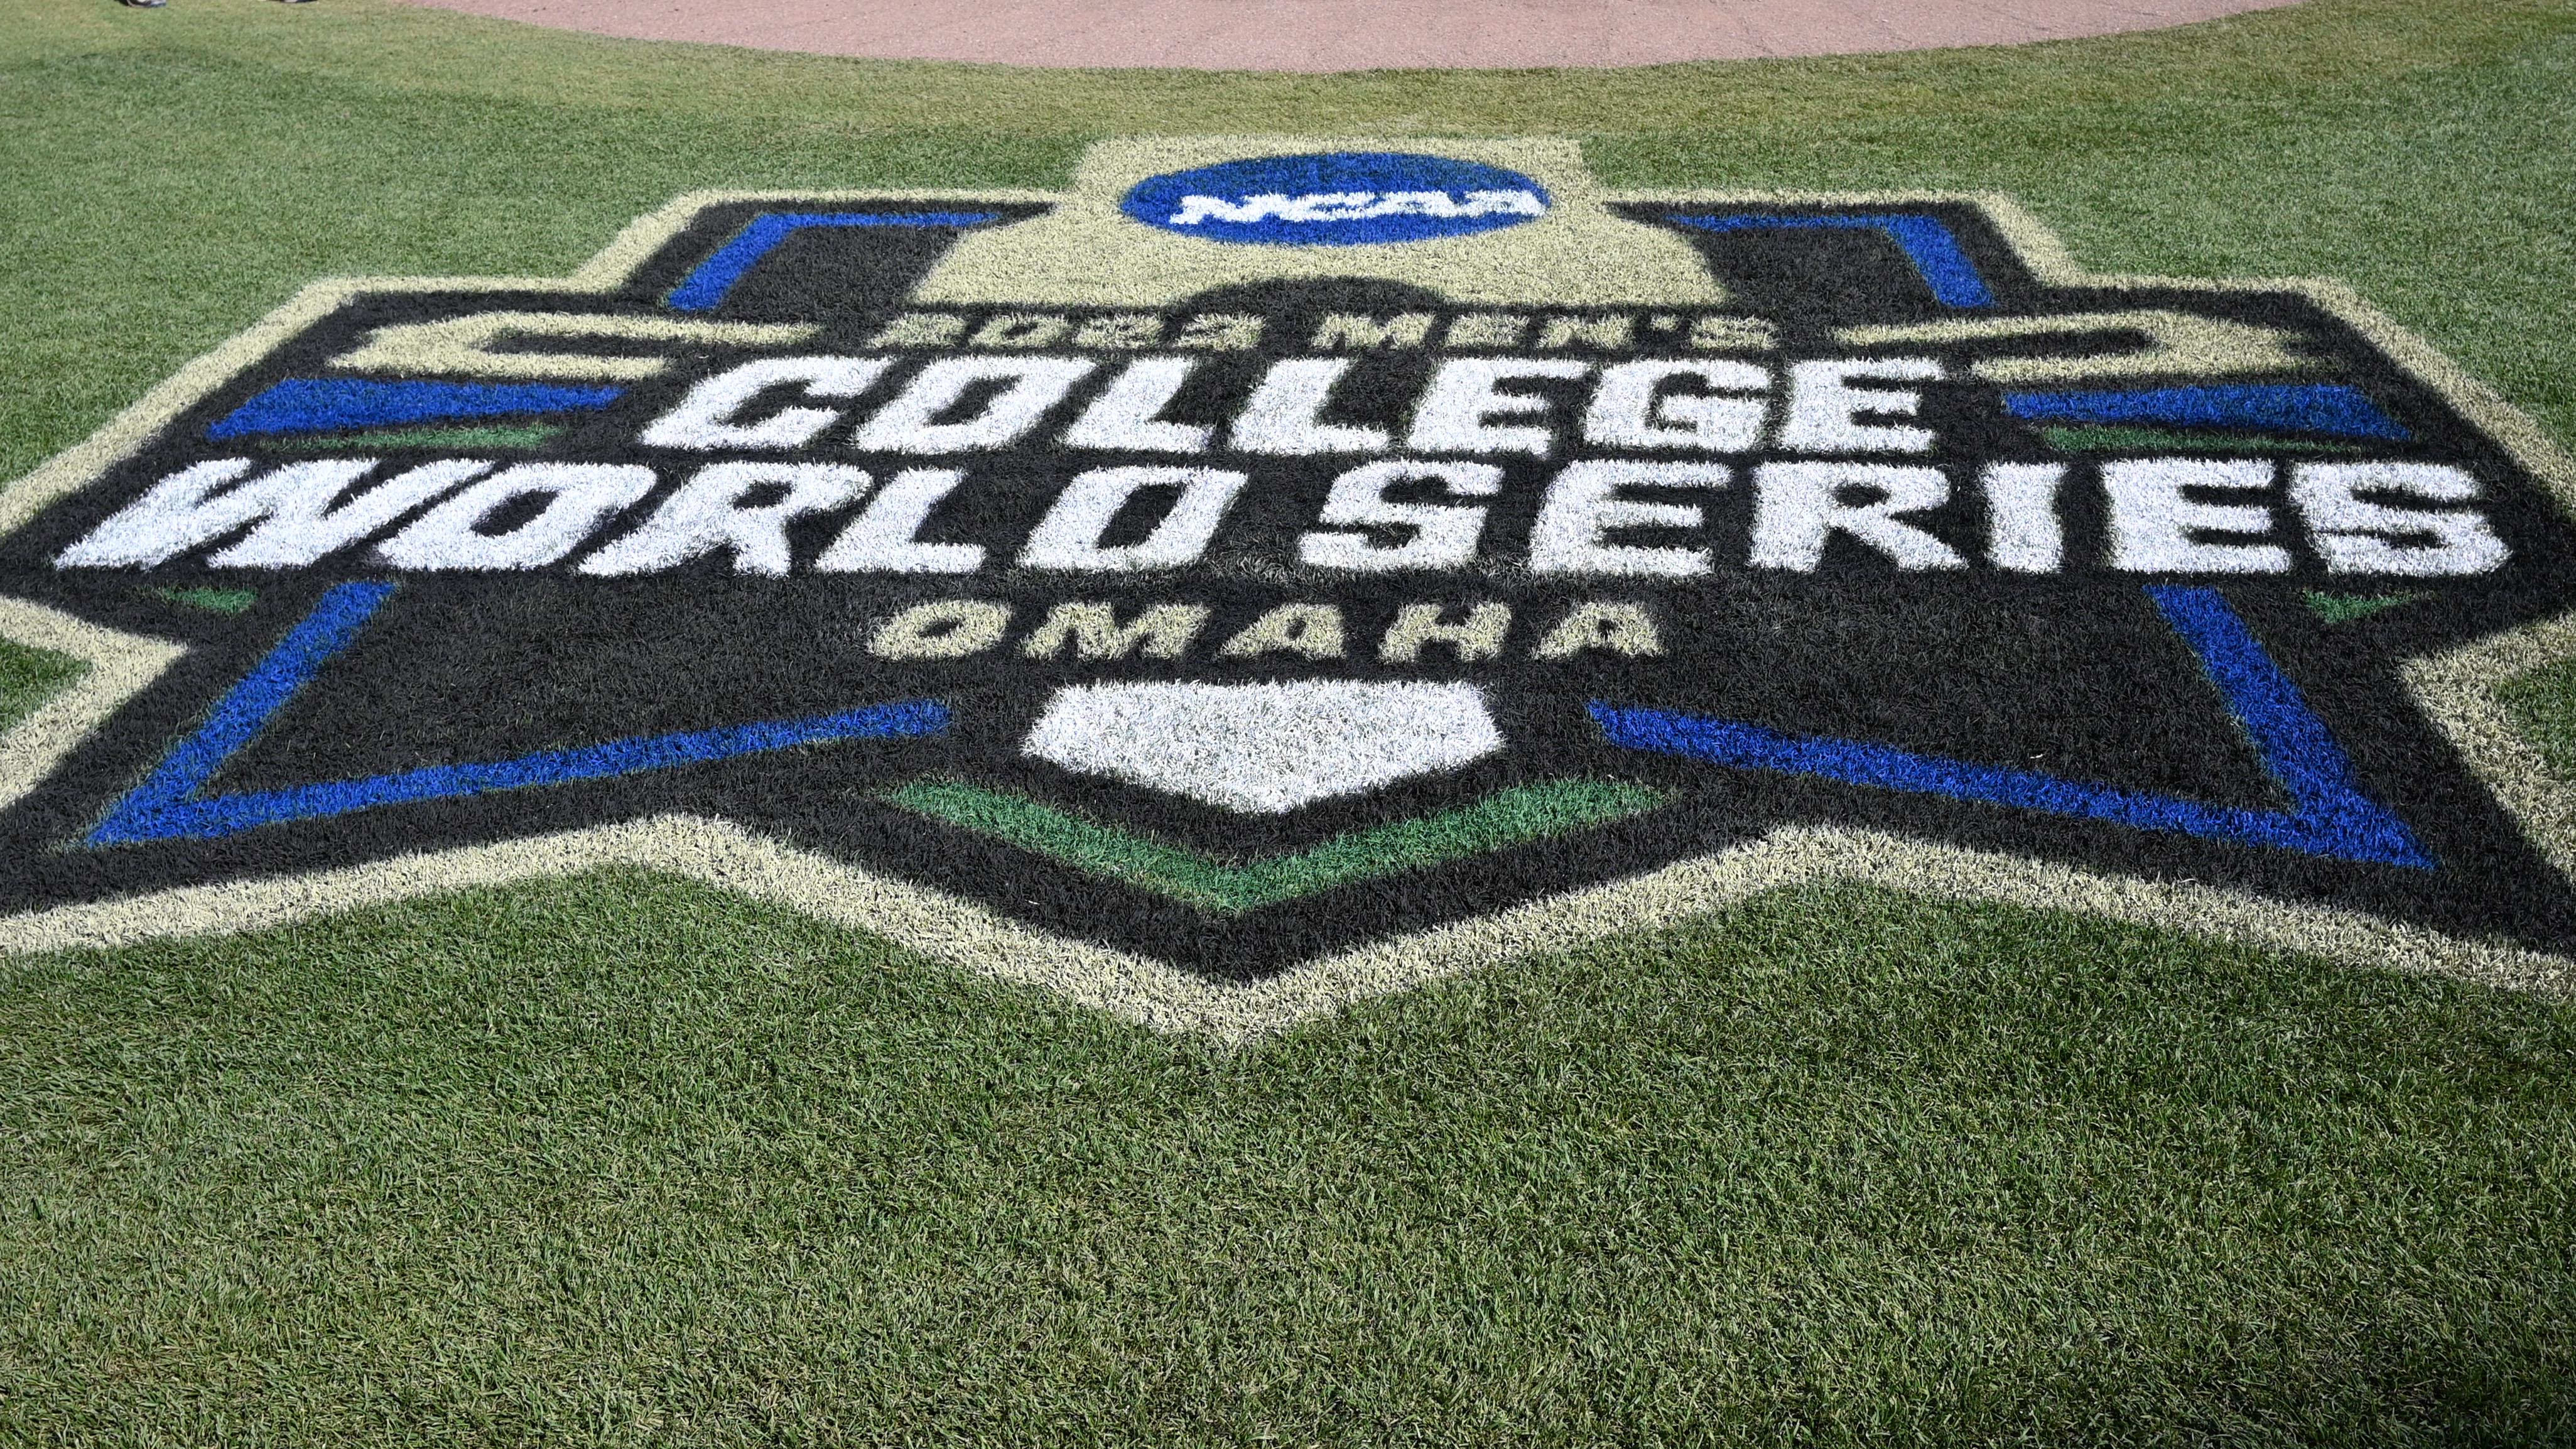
xmin=1121 ymin=151 xmax=1552 ymax=246
xmin=7 ymin=134 xmax=2576 ymax=1040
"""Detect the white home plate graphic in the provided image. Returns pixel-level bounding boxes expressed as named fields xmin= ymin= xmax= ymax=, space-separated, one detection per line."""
xmin=1022 ymin=681 xmax=1505 ymax=813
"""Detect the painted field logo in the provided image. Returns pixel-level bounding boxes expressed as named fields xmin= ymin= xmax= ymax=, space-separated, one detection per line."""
xmin=1122 ymin=151 xmax=1550 ymax=245
xmin=4 ymin=136 xmax=2575 ymax=1037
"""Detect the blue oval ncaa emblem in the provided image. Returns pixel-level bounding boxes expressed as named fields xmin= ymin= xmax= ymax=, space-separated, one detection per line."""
xmin=1120 ymin=151 xmax=1551 ymax=246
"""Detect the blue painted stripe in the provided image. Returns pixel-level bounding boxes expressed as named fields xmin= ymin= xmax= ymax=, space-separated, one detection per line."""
xmin=2143 ymin=584 xmax=2426 ymax=864
xmin=89 ymin=582 xmax=949 ymax=847
xmin=94 ymin=702 xmax=946 ymax=845
xmin=117 ymin=581 xmax=398 ymax=811
xmin=1591 ymin=586 xmax=2432 ymax=869
xmin=666 ymin=212 xmax=1003 ymax=312
xmin=1667 ymin=212 xmax=1996 ymax=308
xmin=2002 ymin=384 xmax=2409 ymax=440
xmin=207 ymin=379 xmax=624 ymax=439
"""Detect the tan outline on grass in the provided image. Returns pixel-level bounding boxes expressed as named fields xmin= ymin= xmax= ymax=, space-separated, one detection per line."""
xmin=0 ymin=817 xmax=2562 ymax=1046
xmin=4 ymin=146 xmax=2576 ymax=1039
xmin=0 ymin=597 xmax=184 ymax=815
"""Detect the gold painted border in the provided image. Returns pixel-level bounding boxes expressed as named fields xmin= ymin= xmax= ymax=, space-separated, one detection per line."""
xmin=5 ymin=155 xmax=2574 ymax=1040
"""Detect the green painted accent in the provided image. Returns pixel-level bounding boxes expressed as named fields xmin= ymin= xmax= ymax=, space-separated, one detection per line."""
xmin=2038 ymin=425 xmax=2368 ymax=455
xmin=0 ymin=638 xmax=87 ymax=735
xmin=149 ymin=586 xmax=259 ymax=616
xmin=884 ymin=778 xmax=1671 ymax=913
xmin=2303 ymin=589 xmax=2426 ymax=624
xmin=276 ymin=423 xmax=565 ymax=452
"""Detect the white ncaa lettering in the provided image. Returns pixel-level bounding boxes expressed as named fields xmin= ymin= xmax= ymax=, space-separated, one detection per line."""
xmin=1164 ymin=189 xmax=1546 ymax=225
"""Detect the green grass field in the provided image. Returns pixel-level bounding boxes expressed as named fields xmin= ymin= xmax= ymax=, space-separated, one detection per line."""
xmin=4 ymin=0 xmax=2576 ymax=1440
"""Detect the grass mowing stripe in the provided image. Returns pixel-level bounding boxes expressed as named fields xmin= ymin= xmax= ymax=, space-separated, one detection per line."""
xmin=0 ymin=636 xmax=85 ymax=734
xmin=2037 ymin=425 xmax=2369 ymax=453
xmin=270 ymin=422 xmax=566 ymax=451
xmin=883 ymin=778 xmax=1670 ymax=911
xmin=6 ymin=869 xmax=2572 ymax=1442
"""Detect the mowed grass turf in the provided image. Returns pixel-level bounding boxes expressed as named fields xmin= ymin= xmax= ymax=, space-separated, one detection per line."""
xmin=3 ymin=0 xmax=2576 ymax=1440
xmin=8 ymin=874 xmax=2575 ymax=1443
